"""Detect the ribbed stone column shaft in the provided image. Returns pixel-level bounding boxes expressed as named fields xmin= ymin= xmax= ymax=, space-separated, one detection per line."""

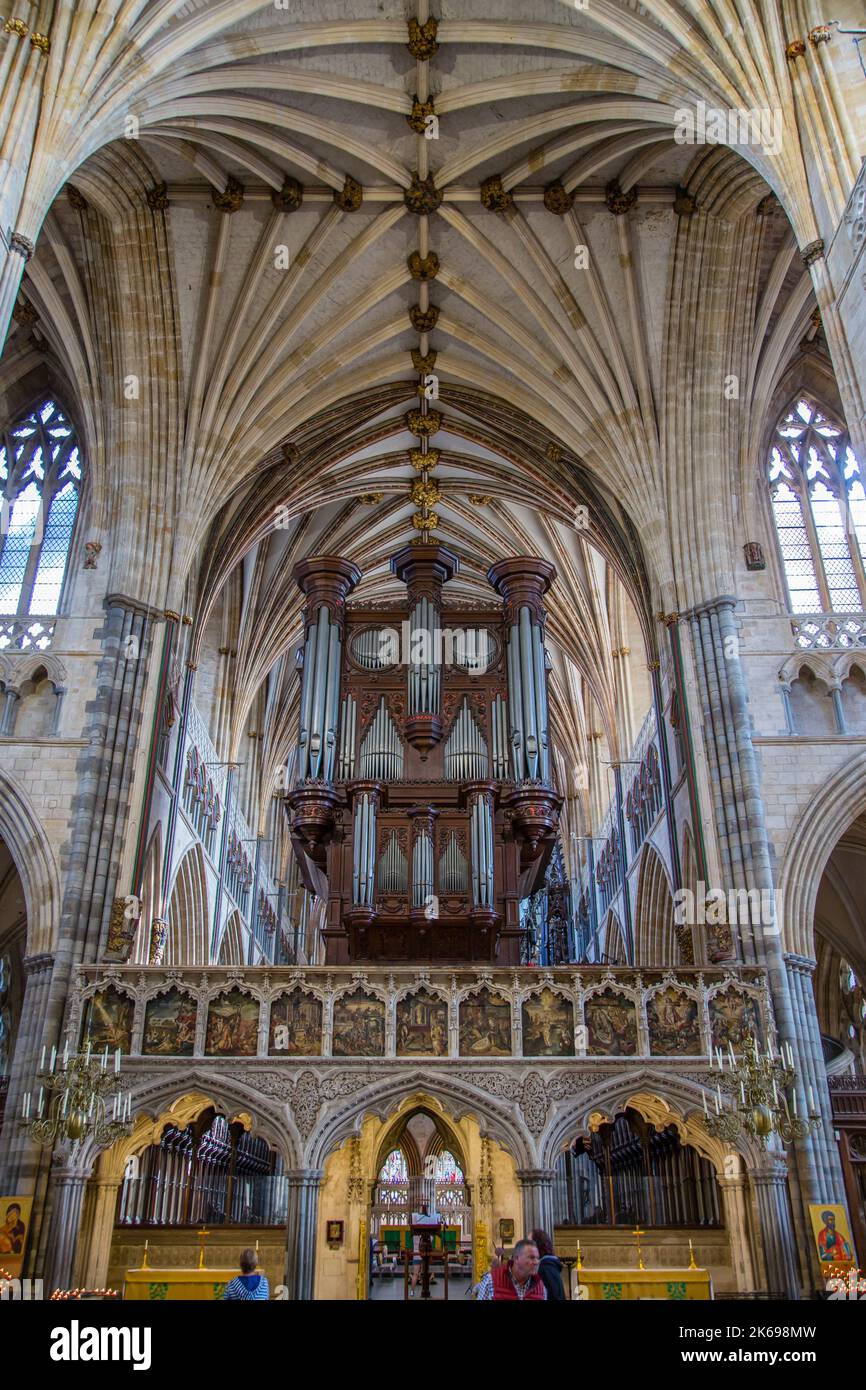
xmin=284 ymin=1170 xmax=323 ymax=1300
xmin=749 ymin=1161 xmax=802 ymax=1299
xmin=0 ymin=952 xmax=54 ymax=1193
xmin=516 ymin=1168 xmax=555 ymax=1238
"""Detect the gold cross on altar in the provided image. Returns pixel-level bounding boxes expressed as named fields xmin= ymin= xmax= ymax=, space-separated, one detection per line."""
xmin=197 ymin=1226 xmax=210 ymax=1269
xmin=632 ymin=1226 xmax=646 ymax=1271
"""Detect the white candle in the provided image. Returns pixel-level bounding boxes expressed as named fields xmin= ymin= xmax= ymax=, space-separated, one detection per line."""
xmin=792 ymin=1090 xmax=798 ymax=1116
xmin=21 ymin=1092 xmax=29 ymax=1119
xmin=767 ymin=1037 xmax=774 ymax=1061
xmin=808 ymin=1084 xmax=815 ymax=1113
xmin=715 ymin=1086 xmax=721 ymax=1114
xmin=50 ymin=1045 xmax=56 ymax=1071
xmin=38 ymin=1087 xmax=44 ymax=1116
xmin=40 ymin=1045 xmax=46 ymax=1071
xmin=740 ymin=1082 xmax=745 ymax=1105
xmin=115 ymin=1049 xmax=120 ymax=1076
xmin=702 ymin=1089 xmax=708 ymax=1116
xmin=772 ymin=1078 xmax=778 ymax=1104
xmin=728 ymin=1042 xmax=735 ymax=1066
xmin=63 ymin=1038 xmax=69 ymax=1065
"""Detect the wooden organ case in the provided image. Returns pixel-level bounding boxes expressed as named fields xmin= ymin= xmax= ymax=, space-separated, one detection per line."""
xmin=284 ymin=545 xmax=563 ymax=964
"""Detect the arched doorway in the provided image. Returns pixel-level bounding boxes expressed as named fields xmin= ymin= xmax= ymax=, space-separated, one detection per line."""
xmin=313 ymin=1093 xmax=523 ymax=1301
xmin=368 ymin=1109 xmax=472 ymax=1300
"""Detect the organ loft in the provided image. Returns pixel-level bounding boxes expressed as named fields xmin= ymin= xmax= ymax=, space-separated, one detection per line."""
xmin=285 ymin=543 xmax=563 ymax=964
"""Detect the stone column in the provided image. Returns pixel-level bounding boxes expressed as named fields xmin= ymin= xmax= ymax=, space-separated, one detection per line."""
xmin=44 ymin=1158 xmax=94 ymax=1294
xmin=516 ymin=1168 xmax=556 ymax=1238
xmin=749 ymin=1156 xmax=802 ymax=1299
xmin=284 ymin=1169 xmax=323 ymax=1300
xmin=718 ymin=1173 xmax=757 ymax=1293
xmin=0 ymin=952 xmax=54 ymax=1193
xmin=74 ymin=1175 xmax=123 ymax=1290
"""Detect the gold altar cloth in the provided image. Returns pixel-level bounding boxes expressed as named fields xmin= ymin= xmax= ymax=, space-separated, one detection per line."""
xmin=124 ymin=1267 xmax=239 ymax=1301
xmin=572 ymin=1267 xmax=712 ymax=1301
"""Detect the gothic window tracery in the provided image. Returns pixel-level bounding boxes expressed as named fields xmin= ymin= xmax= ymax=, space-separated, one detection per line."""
xmin=768 ymin=397 xmax=866 ymax=614
xmin=0 ymin=399 xmax=81 ymax=618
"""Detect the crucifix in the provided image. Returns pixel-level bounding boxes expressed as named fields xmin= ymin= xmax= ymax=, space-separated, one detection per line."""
xmin=632 ymin=1225 xmax=646 ymax=1271
xmin=198 ymin=1226 xmax=210 ymax=1269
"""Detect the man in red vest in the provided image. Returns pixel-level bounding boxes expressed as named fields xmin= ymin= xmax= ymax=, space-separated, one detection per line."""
xmin=475 ymin=1239 xmax=547 ymax=1300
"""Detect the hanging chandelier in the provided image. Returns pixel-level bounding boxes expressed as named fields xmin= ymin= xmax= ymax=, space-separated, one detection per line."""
xmin=20 ymin=1040 xmax=132 ymax=1147
xmin=702 ymin=1033 xmax=821 ymax=1146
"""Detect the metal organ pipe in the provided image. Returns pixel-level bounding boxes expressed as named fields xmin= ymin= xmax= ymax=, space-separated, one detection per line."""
xmin=297 ymin=630 xmax=315 ymax=779
xmin=338 ymin=694 xmax=356 ymax=780
xmin=507 ymin=624 xmax=525 ymax=778
xmin=412 ymin=830 xmax=433 ymax=907
xmin=518 ymin=606 xmax=540 ymax=778
xmin=531 ymin=621 xmax=550 ymax=783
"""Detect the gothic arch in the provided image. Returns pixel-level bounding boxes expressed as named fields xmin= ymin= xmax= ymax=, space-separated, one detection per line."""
xmin=306 ymin=1077 xmax=533 ymax=1172
xmin=539 ymin=1072 xmax=761 ymax=1175
xmin=633 ymin=841 xmax=678 ymax=967
xmin=0 ymin=767 xmax=61 ymax=956
xmin=217 ymin=910 xmax=245 ymax=966
xmin=777 ymin=749 xmax=866 ymax=960
xmin=601 ymin=908 xmax=626 ymax=966
xmin=164 ymin=844 xmax=209 ymax=966
xmin=132 ymin=826 xmax=162 ymax=964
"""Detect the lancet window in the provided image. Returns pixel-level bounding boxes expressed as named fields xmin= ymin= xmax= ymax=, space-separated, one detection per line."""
xmin=768 ymin=397 xmax=866 ymax=614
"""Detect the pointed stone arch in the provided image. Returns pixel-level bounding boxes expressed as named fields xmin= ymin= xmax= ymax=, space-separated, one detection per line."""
xmin=132 ymin=825 xmax=162 ymax=964
xmin=601 ymin=908 xmax=626 ymax=966
xmin=164 ymin=844 xmax=209 ymax=966
xmin=218 ymin=909 xmax=245 ymax=966
xmin=634 ymin=841 xmax=678 ymax=967
xmin=0 ymin=767 xmax=61 ymax=956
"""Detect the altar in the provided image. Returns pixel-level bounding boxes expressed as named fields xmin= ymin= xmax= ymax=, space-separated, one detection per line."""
xmin=571 ymin=1267 xmax=712 ymax=1301
xmin=124 ymin=1266 xmax=238 ymax=1301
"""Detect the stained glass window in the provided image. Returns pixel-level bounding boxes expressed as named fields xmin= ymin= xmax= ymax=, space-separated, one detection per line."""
xmin=0 ymin=399 xmax=81 ymax=616
xmin=378 ymin=1149 xmax=408 ymax=1184
xmin=768 ymin=398 xmax=866 ymax=613
xmin=435 ymin=1150 xmax=464 ymax=1184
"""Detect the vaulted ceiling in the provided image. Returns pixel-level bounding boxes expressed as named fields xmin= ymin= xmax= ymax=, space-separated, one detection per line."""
xmin=1 ymin=0 xmax=851 ymax=810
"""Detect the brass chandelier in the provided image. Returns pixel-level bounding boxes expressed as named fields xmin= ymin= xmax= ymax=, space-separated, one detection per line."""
xmin=20 ymin=1040 xmax=132 ymax=1147
xmin=702 ymin=1034 xmax=821 ymax=1147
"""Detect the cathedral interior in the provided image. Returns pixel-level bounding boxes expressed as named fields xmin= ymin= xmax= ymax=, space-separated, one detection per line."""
xmin=0 ymin=0 xmax=865 ymax=1308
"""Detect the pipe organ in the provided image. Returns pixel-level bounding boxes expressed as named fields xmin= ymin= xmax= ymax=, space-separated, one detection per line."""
xmin=285 ymin=546 xmax=562 ymax=963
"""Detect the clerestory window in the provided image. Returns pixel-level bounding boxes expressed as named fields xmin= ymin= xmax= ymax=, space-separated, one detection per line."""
xmin=0 ymin=398 xmax=81 ymax=619
xmin=768 ymin=397 xmax=866 ymax=614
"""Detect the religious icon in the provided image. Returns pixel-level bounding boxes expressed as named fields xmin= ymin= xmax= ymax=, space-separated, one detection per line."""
xmin=584 ymin=991 xmax=638 ymax=1056
xmin=142 ymin=989 xmax=197 ymax=1056
xmin=332 ymin=990 xmax=385 ymax=1056
xmin=809 ymin=1204 xmax=856 ymax=1267
xmin=0 ymin=1195 xmax=32 ymax=1280
xmin=396 ymin=990 xmax=449 ymax=1055
xmin=326 ymin=1221 xmax=344 ymax=1247
xmin=647 ymin=987 xmax=702 ymax=1056
xmin=269 ymin=990 xmax=323 ymax=1056
xmin=709 ymin=987 xmax=762 ymax=1053
xmin=459 ymin=988 xmax=511 ymax=1056
xmin=498 ymin=1218 xmax=515 ymax=1243
xmin=204 ymin=989 xmax=260 ymax=1056
xmin=82 ymin=987 xmax=134 ymax=1054
xmin=521 ymin=989 xmax=575 ymax=1057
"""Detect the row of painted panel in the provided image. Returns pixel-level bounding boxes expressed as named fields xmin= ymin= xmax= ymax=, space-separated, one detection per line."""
xmin=80 ymin=983 xmax=763 ymax=1060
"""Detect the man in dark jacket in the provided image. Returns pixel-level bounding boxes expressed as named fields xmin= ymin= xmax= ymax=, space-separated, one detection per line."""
xmin=530 ymin=1228 xmax=566 ymax=1300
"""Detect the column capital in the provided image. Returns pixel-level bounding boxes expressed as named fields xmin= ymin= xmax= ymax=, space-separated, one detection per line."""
xmin=487 ymin=557 xmax=556 ymax=625
xmin=292 ymin=556 xmax=361 ymax=631
xmin=23 ymin=952 xmax=54 ymax=977
xmin=103 ymin=592 xmax=164 ymax=621
xmin=285 ymin=1169 xmax=325 ymax=1188
xmin=784 ymin=953 xmax=817 ymax=976
xmin=515 ymin=1168 xmax=556 ymax=1186
xmin=681 ymin=594 xmax=739 ymax=622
